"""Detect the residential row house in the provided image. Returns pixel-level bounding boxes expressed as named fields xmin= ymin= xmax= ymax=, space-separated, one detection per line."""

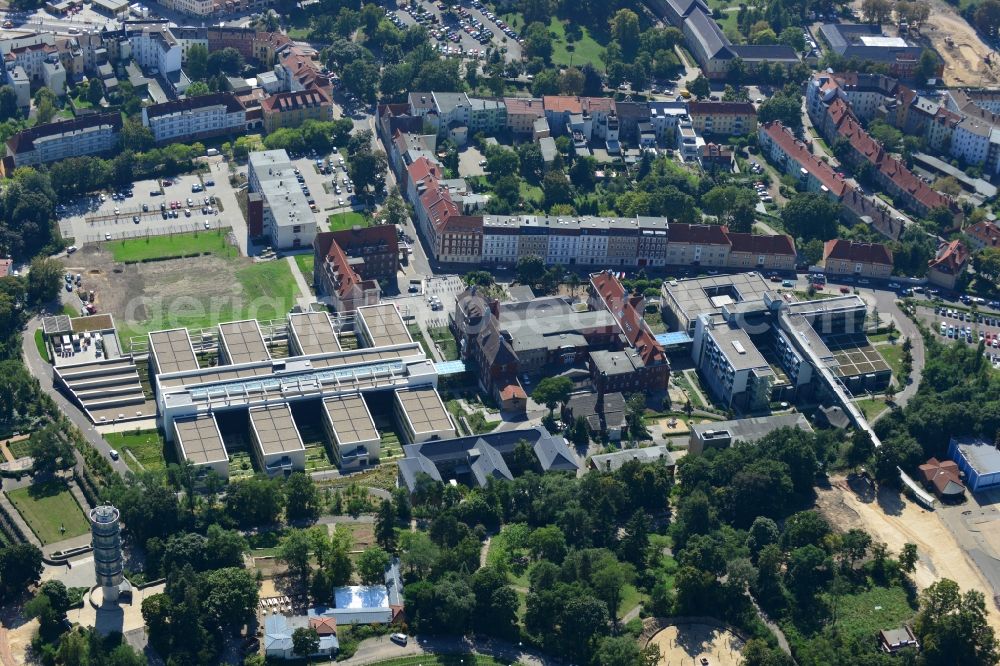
xmin=926 ymin=239 xmax=969 ymax=290
xmin=407 ymin=92 xmax=507 ymax=145
xmin=686 ymin=100 xmax=757 ymax=136
xmin=807 ymin=76 xmax=960 ymax=220
xmin=821 ymin=239 xmax=893 ymax=278
xmin=759 ymin=121 xmax=907 ymax=241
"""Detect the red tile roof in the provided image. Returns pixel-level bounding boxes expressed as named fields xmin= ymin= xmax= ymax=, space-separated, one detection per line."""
xmin=309 ymin=617 xmax=337 ymax=635
xmin=823 ymin=239 xmax=893 ymax=266
xmin=668 ymin=223 xmax=731 ymax=245
xmin=727 ymin=232 xmax=796 ymax=256
xmin=761 ymin=121 xmax=847 ymax=197
xmin=966 ymin=220 xmax=1000 ymax=248
xmin=918 ymin=457 xmax=965 ymax=496
xmin=589 ymin=270 xmax=667 ymax=367
xmin=542 ymin=96 xmax=583 ymax=114
xmin=499 ymin=383 xmax=527 ymax=400
xmin=928 ymin=239 xmax=968 ymax=275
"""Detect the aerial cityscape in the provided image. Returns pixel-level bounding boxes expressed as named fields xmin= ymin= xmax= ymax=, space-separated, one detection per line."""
xmin=0 ymin=0 xmax=997 ymax=663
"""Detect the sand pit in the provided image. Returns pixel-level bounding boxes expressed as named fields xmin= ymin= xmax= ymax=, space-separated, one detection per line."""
xmin=648 ymin=623 xmax=744 ymax=666
xmin=817 ymin=476 xmax=1000 ymax=633
xmin=923 ymin=1 xmax=1000 ymax=86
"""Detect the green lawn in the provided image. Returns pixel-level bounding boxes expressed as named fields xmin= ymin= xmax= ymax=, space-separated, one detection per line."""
xmin=877 ymin=343 xmax=906 ymax=383
xmin=328 ymin=211 xmax=369 ymax=231
xmin=519 ymin=182 xmax=543 ymax=206
xmin=105 ymin=429 xmax=170 ymax=473
xmin=427 ymin=326 xmax=459 ymax=361
xmin=826 ymin=586 xmax=916 ymax=645
xmin=362 ymin=657 xmax=513 ymax=666
xmin=7 ymin=481 xmax=90 ymax=545
xmin=33 ymin=329 xmax=49 ymax=363
xmin=62 ymin=303 xmax=79 ymax=317
xmin=548 ymin=18 xmax=605 ymax=69
xmin=855 ymin=397 xmax=888 ymax=421
xmin=119 ymin=259 xmax=299 ymax=341
xmin=293 ymin=253 xmax=314 ymax=281
xmin=109 ymin=230 xmax=237 ymax=263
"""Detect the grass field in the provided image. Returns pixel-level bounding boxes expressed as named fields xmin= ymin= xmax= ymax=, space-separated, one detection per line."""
xmin=34 ymin=329 xmax=49 ymax=363
xmin=109 ymin=230 xmax=237 ymax=263
xmin=855 ymin=397 xmax=888 ymax=421
xmin=293 ymin=253 xmax=314 ymax=282
xmin=328 ymin=211 xmax=369 ymax=231
xmin=8 ymin=481 xmax=90 ymax=545
xmin=826 ymin=585 xmax=916 ymax=645
xmin=427 ymin=326 xmax=459 ymax=361
xmin=105 ymin=429 xmax=170 ymax=473
xmin=118 ymin=259 xmax=299 ymax=341
xmin=877 ymin=343 xmax=905 ymax=383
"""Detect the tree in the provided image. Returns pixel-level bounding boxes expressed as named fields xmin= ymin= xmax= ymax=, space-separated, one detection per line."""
xmin=292 ymin=626 xmax=320 ymax=658
xmin=569 ymin=156 xmax=597 ymax=190
xmin=528 ymin=525 xmax=567 ymax=563
xmin=28 ymin=425 xmax=74 ymax=475
xmin=900 ymin=543 xmax=919 ymax=574
xmin=207 ymin=47 xmax=244 ymax=76
xmin=0 ymin=86 xmax=18 ymax=122
xmin=610 ymin=9 xmax=641 ymax=58
xmin=343 ymin=60 xmax=381 ymax=105
xmin=0 ymin=543 xmax=42 ymax=600
xmin=917 ymin=48 xmax=939 ymax=81
xmin=284 ymin=472 xmax=320 ymax=523
xmin=185 ymin=81 xmax=210 ymax=96
xmin=86 ymin=78 xmax=104 ymax=106
xmin=121 ymin=118 xmax=154 ymax=152
xmin=34 ymin=88 xmax=56 ymax=124
xmin=200 ymin=567 xmax=259 ymax=632
xmin=375 ymin=188 xmax=410 ymax=226
xmin=781 ymin=192 xmax=841 ymax=242
xmin=224 ymin=477 xmax=283 ymax=528
xmin=688 ymin=75 xmax=710 ymax=98
xmin=524 ymin=22 xmax=553 ymax=61
xmin=348 ymin=150 xmax=388 ymax=197
xmin=485 ymin=146 xmax=520 ymax=179
xmin=758 ymin=86 xmax=804 ymax=130
xmin=915 ymin=579 xmax=999 ymax=665
xmin=400 ymin=530 xmax=438 ymax=577
xmin=357 ymin=546 xmax=390 ymax=584
xmin=976 ymin=0 xmax=1000 ymax=37
xmin=277 ymin=529 xmax=313 ymax=581
xmin=375 ymin=498 xmax=397 ymax=552
xmin=862 ymin=0 xmax=893 ymax=23
xmin=186 ymin=44 xmax=209 ymax=81
xmin=516 ymin=255 xmax=546 ymax=286
xmin=542 ymin=170 xmax=573 ymax=208
xmin=25 ymin=256 xmax=61 ymax=305
xmin=558 ymin=67 xmax=585 ymax=95
xmin=531 ymin=376 xmax=573 ymax=416
xmin=592 ymin=559 xmax=636 ymax=624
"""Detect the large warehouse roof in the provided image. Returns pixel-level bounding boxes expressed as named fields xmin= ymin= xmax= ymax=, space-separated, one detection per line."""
xmin=395 ymin=387 xmax=454 ymax=438
xmin=324 ymin=394 xmax=379 ymax=445
xmin=357 ymin=304 xmax=412 ymax=348
xmin=288 ymin=311 xmax=342 ymax=356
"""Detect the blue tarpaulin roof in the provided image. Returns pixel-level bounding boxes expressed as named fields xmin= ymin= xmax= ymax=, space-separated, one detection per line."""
xmin=655 ymin=331 xmax=693 ymax=346
xmin=435 ymin=360 xmax=467 ymax=375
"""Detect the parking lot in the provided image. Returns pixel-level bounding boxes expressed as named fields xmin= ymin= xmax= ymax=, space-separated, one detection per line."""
xmin=393 ymin=0 xmax=522 ymax=62
xmin=918 ymin=304 xmax=1000 ymax=369
xmin=389 ymin=275 xmax=465 ymax=329
xmin=57 ymin=172 xmax=237 ymax=248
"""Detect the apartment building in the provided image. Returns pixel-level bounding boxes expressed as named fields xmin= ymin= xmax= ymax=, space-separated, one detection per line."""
xmin=119 ymin=21 xmax=181 ymax=78
xmin=159 ymin=0 xmax=214 ymax=16
xmin=821 ymin=239 xmax=893 ymax=278
xmin=965 ymin=219 xmax=1000 ymax=251
xmin=247 ymin=149 xmax=317 ymax=249
xmin=504 ymin=97 xmax=545 ymax=135
xmin=261 ymin=88 xmax=331 ymax=132
xmin=648 ymin=101 xmax=689 ymax=143
xmin=141 ymin=92 xmax=247 ymax=144
xmin=687 ymin=100 xmax=757 ymax=136
xmin=407 ymin=92 xmax=506 ymax=142
xmin=758 ymin=121 xmax=848 ymax=200
xmin=4 ymin=112 xmax=122 ymax=170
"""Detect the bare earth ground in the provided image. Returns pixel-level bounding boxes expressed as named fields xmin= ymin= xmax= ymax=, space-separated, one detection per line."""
xmin=922 ymin=0 xmax=999 ymax=86
xmin=63 ymin=245 xmax=281 ymax=346
xmin=649 ymin=623 xmax=744 ymax=666
xmin=817 ymin=475 xmax=1000 ymax=633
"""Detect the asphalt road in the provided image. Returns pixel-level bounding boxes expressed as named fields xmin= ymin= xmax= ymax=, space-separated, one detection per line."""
xmin=21 ymin=314 xmax=131 ymax=476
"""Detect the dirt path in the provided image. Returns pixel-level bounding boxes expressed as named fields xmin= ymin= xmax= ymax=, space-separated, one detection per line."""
xmin=0 ymin=624 xmax=15 ymax=666
xmin=817 ymin=476 xmax=1000 ymax=633
xmin=923 ymin=0 xmax=1000 ymax=86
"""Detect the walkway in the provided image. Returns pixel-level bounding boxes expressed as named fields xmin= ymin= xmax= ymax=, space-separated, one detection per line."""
xmin=341 ymin=634 xmax=553 ymax=666
xmin=284 ymin=255 xmax=314 ymax=311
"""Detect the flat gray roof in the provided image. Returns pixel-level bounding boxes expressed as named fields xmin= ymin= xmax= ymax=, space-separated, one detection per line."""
xmin=663 ymin=272 xmax=773 ymax=326
xmin=173 ymin=414 xmax=227 ymax=465
xmin=288 ymin=311 xmax=341 ymax=356
xmin=395 ymin=387 xmax=455 ymax=437
xmin=691 ymin=413 xmax=813 ymax=443
xmin=149 ymin=328 xmax=199 ymax=374
xmin=218 ymin=320 xmax=270 ymax=365
xmin=591 ymin=445 xmax=676 ymax=471
xmin=324 ymin=394 xmax=379 ymax=445
xmin=706 ymin=322 xmax=771 ymax=372
xmin=955 ymin=438 xmax=1000 ymax=475
xmin=249 ymin=403 xmax=304 ymax=456
xmin=358 ymin=304 xmax=411 ymax=348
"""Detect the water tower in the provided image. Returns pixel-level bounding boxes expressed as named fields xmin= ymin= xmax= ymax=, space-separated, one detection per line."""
xmin=89 ymin=505 xmax=124 ymax=605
